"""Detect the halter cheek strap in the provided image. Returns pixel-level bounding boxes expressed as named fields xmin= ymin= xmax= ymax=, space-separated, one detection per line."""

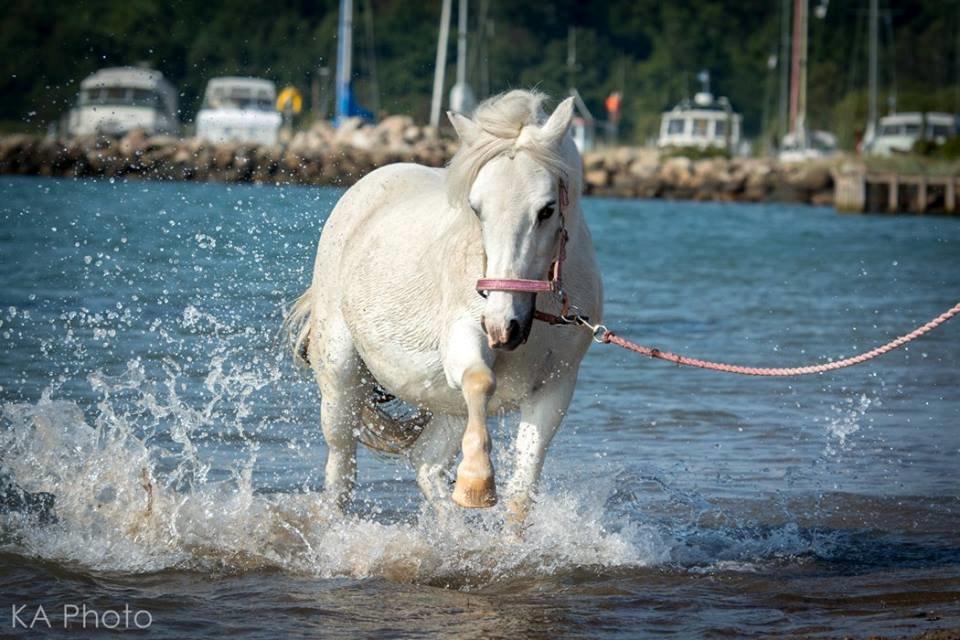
xmin=475 ymin=180 xmax=572 ymax=322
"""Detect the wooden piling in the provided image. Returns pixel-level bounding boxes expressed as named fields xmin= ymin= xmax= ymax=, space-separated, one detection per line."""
xmin=833 ymin=169 xmax=959 ymax=214
xmin=887 ymin=174 xmax=899 ymax=213
xmin=832 ymin=169 xmax=866 ymax=213
xmin=916 ymin=176 xmax=927 ymax=214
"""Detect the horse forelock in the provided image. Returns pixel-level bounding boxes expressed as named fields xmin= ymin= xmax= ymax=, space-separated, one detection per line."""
xmin=446 ymin=90 xmax=576 ymax=209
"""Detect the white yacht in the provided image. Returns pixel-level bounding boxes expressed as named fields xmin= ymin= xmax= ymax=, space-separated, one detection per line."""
xmin=779 ymin=130 xmax=838 ymax=163
xmin=66 ymin=67 xmax=179 ymax=137
xmin=866 ymin=112 xmax=956 ymax=156
xmin=195 ymin=77 xmax=282 ymax=146
xmin=657 ymin=92 xmax=742 ymax=152
xmin=776 ymin=0 xmax=838 ymax=163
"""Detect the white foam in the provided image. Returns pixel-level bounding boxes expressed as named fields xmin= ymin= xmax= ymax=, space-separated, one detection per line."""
xmin=0 ymin=378 xmax=667 ymax=585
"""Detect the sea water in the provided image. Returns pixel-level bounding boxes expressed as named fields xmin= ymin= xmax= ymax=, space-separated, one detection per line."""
xmin=1 ymin=176 xmax=958 ymax=637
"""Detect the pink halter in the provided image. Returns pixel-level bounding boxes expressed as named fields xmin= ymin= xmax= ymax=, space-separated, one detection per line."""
xmin=475 ymin=180 xmax=572 ymax=324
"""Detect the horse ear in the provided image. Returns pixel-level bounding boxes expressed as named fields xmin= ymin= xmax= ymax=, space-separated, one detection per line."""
xmin=447 ymin=111 xmax=481 ymax=146
xmin=540 ymin=96 xmax=576 ymax=146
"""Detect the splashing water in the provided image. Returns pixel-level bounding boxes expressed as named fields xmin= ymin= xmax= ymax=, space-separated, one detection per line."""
xmin=0 ymin=363 xmax=665 ymax=584
xmin=817 ymin=392 xmax=878 ymax=455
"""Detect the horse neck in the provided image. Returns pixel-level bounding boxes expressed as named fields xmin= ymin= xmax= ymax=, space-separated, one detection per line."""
xmin=439 ymin=203 xmax=484 ymax=275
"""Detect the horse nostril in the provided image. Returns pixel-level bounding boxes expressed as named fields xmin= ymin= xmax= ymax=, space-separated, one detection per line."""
xmin=507 ymin=319 xmax=520 ymax=340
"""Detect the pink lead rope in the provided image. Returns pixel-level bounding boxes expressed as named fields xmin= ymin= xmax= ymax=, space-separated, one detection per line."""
xmin=598 ymin=302 xmax=960 ymax=377
xmin=474 ymin=179 xmax=959 ymax=377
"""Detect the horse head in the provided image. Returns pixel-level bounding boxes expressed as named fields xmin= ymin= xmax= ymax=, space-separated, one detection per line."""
xmin=447 ymin=92 xmax=579 ymax=351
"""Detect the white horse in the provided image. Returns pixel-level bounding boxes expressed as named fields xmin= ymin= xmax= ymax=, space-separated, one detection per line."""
xmin=286 ymin=90 xmax=602 ymax=521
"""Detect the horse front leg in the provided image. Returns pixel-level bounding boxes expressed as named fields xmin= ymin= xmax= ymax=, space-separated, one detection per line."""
xmin=451 ymin=363 xmax=497 ymax=508
xmin=504 ymin=375 xmax=577 ymax=525
xmin=444 ymin=319 xmax=498 ymax=508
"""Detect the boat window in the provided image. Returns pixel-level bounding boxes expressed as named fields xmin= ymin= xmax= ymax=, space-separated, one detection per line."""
xmin=692 ymin=118 xmax=709 ymax=137
xmin=714 ymin=120 xmax=727 ymax=137
xmin=903 ymin=123 xmax=921 ymax=135
xmin=930 ymin=124 xmax=951 ymax=138
xmin=667 ymin=119 xmax=686 ymax=135
xmin=880 ymin=124 xmax=902 ymax=136
xmin=80 ymin=88 xmax=103 ymax=105
xmin=130 ymin=89 xmax=159 ymax=108
xmin=80 ymin=86 xmax=160 ymax=108
xmin=205 ymin=87 xmax=274 ymax=111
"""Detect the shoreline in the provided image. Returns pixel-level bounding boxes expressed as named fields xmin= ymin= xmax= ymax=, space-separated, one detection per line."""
xmin=0 ymin=124 xmax=837 ymax=206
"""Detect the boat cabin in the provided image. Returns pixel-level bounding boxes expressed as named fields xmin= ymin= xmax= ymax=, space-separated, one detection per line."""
xmin=778 ymin=129 xmax=838 ymax=163
xmin=868 ymin=112 xmax=957 ymax=156
xmin=568 ymin=89 xmax=596 ymax=153
xmin=195 ymin=77 xmax=282 ymax=146
xmin=657 ymin=92 xmax=742 ymax=152
xmin=66 ymin=67 xmax=179 ymax=137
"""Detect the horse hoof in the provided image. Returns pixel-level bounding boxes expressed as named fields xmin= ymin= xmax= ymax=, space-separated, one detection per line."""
xmin=451 ymin=475 xmax=497 ymax=508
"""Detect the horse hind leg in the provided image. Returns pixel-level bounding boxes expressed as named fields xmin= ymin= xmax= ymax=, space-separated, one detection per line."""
xmin=313 ymin=317 xmax=364 ymax=509
xmin=408 ymin=414 xmax=465 ymax=507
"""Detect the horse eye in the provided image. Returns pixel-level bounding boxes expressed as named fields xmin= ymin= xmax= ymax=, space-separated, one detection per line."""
xmin=537 ymin=204 xmax=556 ymax=222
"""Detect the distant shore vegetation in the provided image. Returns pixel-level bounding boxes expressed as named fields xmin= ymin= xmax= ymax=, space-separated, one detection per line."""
xmin=3 ymin=0 xmax=959 ymax=150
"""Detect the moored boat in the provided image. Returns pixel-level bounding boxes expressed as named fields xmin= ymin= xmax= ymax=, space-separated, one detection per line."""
xmin=66 ymin=66 xmax=179 ymax=137
xmin=657 ymin=91 xmax=742 ymax=153
xmin=195 ymin=77 xmax=282 ymax=146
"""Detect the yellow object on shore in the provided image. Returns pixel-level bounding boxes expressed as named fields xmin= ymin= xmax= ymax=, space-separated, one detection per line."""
xmin=276 ymin=87 xmax=303 ymax=114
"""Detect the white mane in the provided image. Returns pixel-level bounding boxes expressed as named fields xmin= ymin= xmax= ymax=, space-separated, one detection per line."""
xmin=446 ymin=90 xmax=577 ymax=208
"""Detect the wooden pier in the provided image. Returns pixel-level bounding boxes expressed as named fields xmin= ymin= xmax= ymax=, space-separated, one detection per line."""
xmin=833 ymin=169 xmax=960 ymax=214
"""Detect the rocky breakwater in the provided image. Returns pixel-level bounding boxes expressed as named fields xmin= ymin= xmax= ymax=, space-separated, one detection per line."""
xmin=2 ymin=125 xmax=837 ymax=206
xmin=0 ymin=115 xmax=455 ymax=186
xmin=581 ymin=148 xmax=837 ymax=206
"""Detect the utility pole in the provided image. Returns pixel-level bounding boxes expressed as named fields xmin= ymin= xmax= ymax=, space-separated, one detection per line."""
xmin=429 ymin=0 xmax=452 ymax=128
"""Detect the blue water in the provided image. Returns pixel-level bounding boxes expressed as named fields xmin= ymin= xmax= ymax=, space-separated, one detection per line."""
xmin=1 ymin=175 xmax=958 ymax=638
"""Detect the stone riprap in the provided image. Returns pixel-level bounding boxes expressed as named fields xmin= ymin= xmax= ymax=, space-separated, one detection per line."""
xmin=0 ymin=121 xmax=836 ymax=205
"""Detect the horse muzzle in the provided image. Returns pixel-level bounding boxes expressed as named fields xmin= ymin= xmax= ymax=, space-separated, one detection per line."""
xmin=481 ymin=311 xmax=533 ymax=351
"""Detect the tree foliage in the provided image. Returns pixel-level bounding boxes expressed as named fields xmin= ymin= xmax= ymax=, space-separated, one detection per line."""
xmin=2 ymin=0 xmax=958 ymax=148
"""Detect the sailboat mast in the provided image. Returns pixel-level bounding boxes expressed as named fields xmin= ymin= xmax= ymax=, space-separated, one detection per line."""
xmin=788 ymin=0 xmax=807 ymax=138
xmin=798 ymin=0 xmax=808 ymax=137
xmin=868 ymin=0 xmax=879 ymax=136
xmin=778 ymin=0 xmax=790 ymax=140
xmin=335 ymin=0 xmax=353 ymax=125
xmin=429 ymin=0 xmax=452 ymax=128
xmin=456 ymin=0 xmax=468 ymax=87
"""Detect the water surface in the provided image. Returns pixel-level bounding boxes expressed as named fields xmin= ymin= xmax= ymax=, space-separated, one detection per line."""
xmin=1 ymin=176 xmax=958 ymax=638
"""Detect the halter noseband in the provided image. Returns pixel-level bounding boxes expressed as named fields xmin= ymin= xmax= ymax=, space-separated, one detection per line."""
xmin=475 ymin=180 xmax=572 ymax=323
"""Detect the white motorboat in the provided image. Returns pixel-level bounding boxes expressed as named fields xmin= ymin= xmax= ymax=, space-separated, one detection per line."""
xmin=66 ymin=66 xmax=179 ymax=137
xmin=195 ymin=77 xmax=282 ymax=146
xmin=657 ymin=91 xmax=742 ymax=152
xmin=866 ymin=112 xmax=956 ymax=156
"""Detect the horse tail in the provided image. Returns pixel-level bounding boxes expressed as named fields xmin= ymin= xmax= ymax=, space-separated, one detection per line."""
xmin=358 ymin=391 xmax=432 ymax=455
xmin=283 ymin=286 xmax=315 ymax=366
